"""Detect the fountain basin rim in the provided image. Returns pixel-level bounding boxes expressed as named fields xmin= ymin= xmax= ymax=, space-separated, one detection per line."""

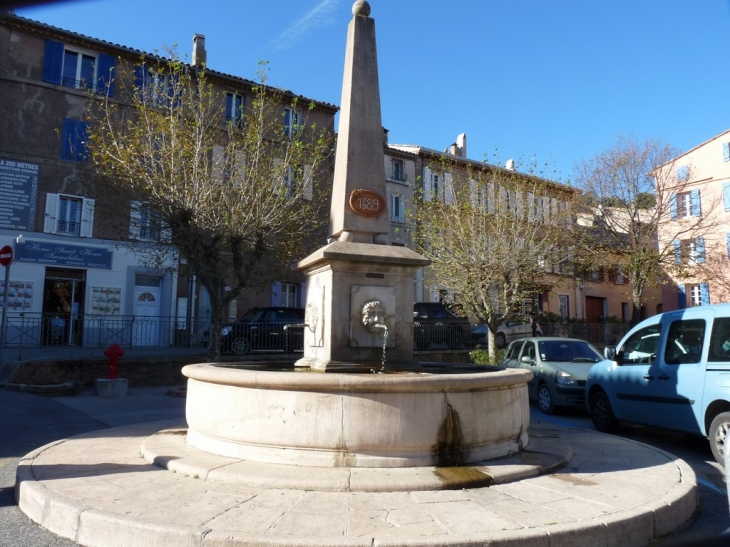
xmin=182 ymin=363 xmax=533 ymax=393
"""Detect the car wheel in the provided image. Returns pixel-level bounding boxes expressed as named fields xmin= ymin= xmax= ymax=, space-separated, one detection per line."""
xmin=590 ymin=390 xmax=619 ymax=433
xmin=496 ymin=332 xmax=507 ymax=348
xmin=447 ymin=329 xmax=464 ymax=349
xmin=537 ymin=383 xmax=555 ymax=414
xmin=709 ymin=411 xmax=730 ymax=467
xmin=231 ymin=337 xmax=251 ymax=355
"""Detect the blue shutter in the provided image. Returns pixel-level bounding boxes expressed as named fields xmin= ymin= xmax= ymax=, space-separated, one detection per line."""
xmin=134 ymin=65 xmax=146 ymax=102
xmin=270 ymin=282 xmax=282 ymax=306
xmin=726 ymin=233 xmax=730 ymax=258
xmin=673 ymin=240 xmax=681 ymax=264
xmin=284 ymin=109 xmax=291 ymax=136
xmin=168 ymin=72 xmax=180 ymax=108
xmin=678 ymin=284 xmax=686 ymax=309
xmin=696 ymin=237 xmax=705 ymax=264
xmin=724 ymin=142 xmax=730 ymax=162
xmin=61 ymin=119 xmax=89 ymax=162
xmin=724 ymin=183 xmax=730 ymax=212
xmin=96 ymin=53 xmax=116 ymax=96
xmin=690 ymin=189 xmax=701 ymax=217
xmin=700 ymin=283 xmax=710 ymax=306
xmin=669 ymin=194 xmax=677 ymax=220
xmin=43 ymin=39 xmax=64 ymax=85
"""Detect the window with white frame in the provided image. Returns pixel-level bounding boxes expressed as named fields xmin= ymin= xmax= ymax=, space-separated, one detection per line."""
xmin=558 ymin=294 xmax=569 ymax=320
xmin=281 ymin=283 xmax=299 ymax=307
xmin=723 ymin=142 xmax=730 ymax=162
xmin=284 ymin=107 xmax=302 ymax=137
xmin=44 ymin=193 xmax=95 ymax=237
xmin=677 ymin=192 xmax=692 ymax=219
xmin=390 ymin=194 xmax=404 ymax=223
xmin=134 ymin=64 xmax=176 ymax=108
xmin=674 ymin=237 xmax=705 ymax=265
xmin=390 ymin=158 xmax=406 ymax=182
xmin=688 ymin=284 xmax=703 ymax=307
xmin=43 ymin=39 xmax=115 ymax=95
xmin=226 ymin=92 xmax=244 ymax=127
xmin=129 ymin=201 xmax=169 ymax=242
xmin=676 ymin=165 xmax=689 ymax=181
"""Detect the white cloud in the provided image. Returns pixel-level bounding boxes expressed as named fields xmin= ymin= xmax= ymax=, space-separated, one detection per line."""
xmin=269 ymin=0 xmax=341 ymax=52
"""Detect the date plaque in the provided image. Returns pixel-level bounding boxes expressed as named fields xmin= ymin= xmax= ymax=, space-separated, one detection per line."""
xmin=349 ymin=189 xmax=385 ymax=217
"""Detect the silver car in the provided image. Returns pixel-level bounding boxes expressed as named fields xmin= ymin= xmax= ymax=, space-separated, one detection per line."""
xmin=499 ymin=337 xmax=603 ymax=414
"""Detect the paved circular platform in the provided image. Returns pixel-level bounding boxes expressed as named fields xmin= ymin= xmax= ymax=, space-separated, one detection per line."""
xmin=15 ymin=420 xmax=697 ymax=547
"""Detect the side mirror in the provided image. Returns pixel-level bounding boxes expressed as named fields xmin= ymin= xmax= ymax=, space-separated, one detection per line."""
xmin=413 ymin=311 xmax=418 ymax=318
xmin=520 ymin=355 xmax=535 ymax=366
xmin=604 ymin=346 xmax=617 ymax=360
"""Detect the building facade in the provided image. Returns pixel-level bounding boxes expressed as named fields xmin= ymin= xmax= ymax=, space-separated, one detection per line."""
xmin=657 ymin=129 xmax=730 ymax=310
xmin=0 ymin=13 xmax=337 ymax=351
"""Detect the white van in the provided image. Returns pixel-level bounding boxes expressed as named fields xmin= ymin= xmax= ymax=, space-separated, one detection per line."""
xmin=585 ymin=303 xmax=730 ymax=465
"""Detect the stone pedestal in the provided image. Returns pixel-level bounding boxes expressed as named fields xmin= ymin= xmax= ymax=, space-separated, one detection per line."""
xmin=295 ymin=241 xmax=430 ymax=371
xmin=95 ymin=378 xmax=128 ymax=398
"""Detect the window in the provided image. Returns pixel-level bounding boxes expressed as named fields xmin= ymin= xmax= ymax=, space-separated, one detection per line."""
xmin=422 ymin=168 xmax=451 ymax=202
xmin=134 ymin=64 xmax=177 ymax=108
xmin=390 ymin=159 xmax=407 ymax=182
xmin=678 ymin=283 xmax=710 ymax=308
xmin=284 ymin=108 xmax=302 ymax=136
xmin=60 ymin=119 xmax=89 ymax=163
xmin=271 ymin=281 xmax=302 ymax=307
xmin=708 ymin=317 xmax=730 ymax=362
xmin=44 ymin=193 xmax=95 ymax=237
xmin=724 ymin=142 xmax=730 ymax=163
xmin=670 ymin=190 xmax=701 ymax=219
xmin=226 ymin=92 xmax=244 ymax=127
xmin=43 ymin=39 xmax=115 ymax=95
xmin=585 ymin=268 xmax=605 ymax=282
xmin=664 ymin=319 xmax=705 ymax=364
xmin=274 ymin=159 xmax=313 ymax=200
xmin=619 ymin=325 xmax=661 ymax=365
xmin=129 ymin=202 xmax=170 ymax=242
xmin=390 ymin=194 xmax=404 ymax=223
xmin=558 ymin=294 xmax=569 ymax=320
xmin=676 ymin=165 xmax=689 ymax=181
xmin=212 ymin=146 xmax=246 ymax=187
xmin=673 ymin=237 xmax=705 ymax=264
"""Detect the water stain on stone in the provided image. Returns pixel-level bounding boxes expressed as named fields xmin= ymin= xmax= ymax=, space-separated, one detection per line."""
xmin=434 ymin=466 xmax=495 ymax=488
xmin=434 ymin=402 xmax=464 ymax=467
xmin=551 ymin=473 xmax=598 ymax=486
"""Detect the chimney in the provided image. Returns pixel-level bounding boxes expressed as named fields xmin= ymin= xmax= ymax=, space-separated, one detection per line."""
xmin=192 ymin=34 xmax=206 ymax=67
xmin=505 ymin=159 xmax=515 ymax=171
xmin=456 ymin=133 xmax=467 ymax=158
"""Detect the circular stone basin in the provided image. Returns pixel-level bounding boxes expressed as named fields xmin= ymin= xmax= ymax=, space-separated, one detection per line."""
xmin=183 ymin=363 xmax=532 ymax=468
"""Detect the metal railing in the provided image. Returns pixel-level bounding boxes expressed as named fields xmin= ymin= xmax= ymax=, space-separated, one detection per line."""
xmin=1 ymin=313 xmax=209 ymax=351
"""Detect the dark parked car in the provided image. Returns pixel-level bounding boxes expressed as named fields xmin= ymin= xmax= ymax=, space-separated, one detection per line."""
xmin=215 ymin=307 xmax=305 ymax=355
xmin=413 ymin=302 xmax=470 ymax=349
xmin=499 ymin=337 xmax=603 ymax=414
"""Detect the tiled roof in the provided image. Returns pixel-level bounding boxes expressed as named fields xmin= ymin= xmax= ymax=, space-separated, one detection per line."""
xmin=0 ymin=12 xmax=339 ymax=112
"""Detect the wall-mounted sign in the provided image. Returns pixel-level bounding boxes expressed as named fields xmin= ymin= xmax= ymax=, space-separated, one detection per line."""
xmin=349 ymin=189 xmax=385 ymax=217
xmin=0 ymin=159 xmax=39 ymax=231
xmin=16 ymin=240 xmax=112 ymax=270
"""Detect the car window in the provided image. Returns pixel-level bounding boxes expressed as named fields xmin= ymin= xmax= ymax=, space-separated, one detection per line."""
xmin=240 ymin=309 xmax=265 ymax=322
xmin=521 ymin=341 xmax=536 ymax=361
xmin=414 ymin=305 xmax=428 ymax=319
xmin=537 ymin=340 xmax=602 ymax=362
xmin=619 ymin=326 xmax=661 ymax=365
xmin=504 ymin=341 xmax=522 ymax=360
xmin=275 ymin=310 xmax=303 ymax=322
xmin=430 ymin=306 xmax=446 ymax=319
xmin=664 ymin=319 xmax=705 ymax=365
xmin=708 ymin=317 xmax=730 ymax=362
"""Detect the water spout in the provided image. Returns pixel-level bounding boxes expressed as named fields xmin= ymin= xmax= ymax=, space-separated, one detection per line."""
xmin=373 ymin=323 xmax=388 ymax=373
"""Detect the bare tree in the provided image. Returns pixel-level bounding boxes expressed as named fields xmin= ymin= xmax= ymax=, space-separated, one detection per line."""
xmin=574 ymin=135 xmax=718 ymax=324
xmin=86 ymin=58 xmax=334 ymax=361
xmin=413 ymin=157 xmax=574 ymax=363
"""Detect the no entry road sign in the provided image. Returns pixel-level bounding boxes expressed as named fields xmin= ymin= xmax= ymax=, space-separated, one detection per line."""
xmin=0 ymin=245 xmax=13 ymax=267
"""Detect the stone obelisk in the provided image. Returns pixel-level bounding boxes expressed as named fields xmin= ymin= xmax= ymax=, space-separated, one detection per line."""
xmin=296 ymin=1 xmax=430 ymax=371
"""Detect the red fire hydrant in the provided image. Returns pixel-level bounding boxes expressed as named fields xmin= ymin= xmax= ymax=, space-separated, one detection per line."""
xmin=104 ymin=343 xmax=124 ymax=380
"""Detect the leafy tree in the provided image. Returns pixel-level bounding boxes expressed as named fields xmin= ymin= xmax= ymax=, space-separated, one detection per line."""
xmin=85 ymin=58 xmax=334 ymax=361
xmin=413 ymin=157 xmax=574 ymax=363
xmin=573 ymin=135 xmax=718 ymax=324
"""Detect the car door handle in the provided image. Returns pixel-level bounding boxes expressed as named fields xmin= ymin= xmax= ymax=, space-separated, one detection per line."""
xmin=657 ymin=374 xmax=670 ymax=380
xmin=643 ymin=375 xmax=654 ymax=380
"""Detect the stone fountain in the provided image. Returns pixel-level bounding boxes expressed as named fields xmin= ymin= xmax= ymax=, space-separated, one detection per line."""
xmin=183 ymin=0 xmax=532 ymax=471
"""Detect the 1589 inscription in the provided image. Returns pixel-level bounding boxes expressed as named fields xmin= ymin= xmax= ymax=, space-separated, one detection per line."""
xmin=349 ymin=189 xmax=385 ymax=217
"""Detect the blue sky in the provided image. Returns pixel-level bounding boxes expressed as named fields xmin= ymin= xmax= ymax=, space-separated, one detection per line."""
xmin=16 ymin=0 xmax=730 ymax=184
